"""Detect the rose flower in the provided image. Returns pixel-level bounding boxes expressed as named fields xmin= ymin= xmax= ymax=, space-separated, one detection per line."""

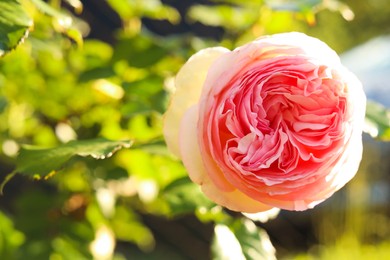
xmin=163 ymin=32 xmax=366 ymax=213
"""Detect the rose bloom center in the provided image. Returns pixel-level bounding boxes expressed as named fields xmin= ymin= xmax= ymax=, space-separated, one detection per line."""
xmin=204 ymin=55 xmax=349 ymax=192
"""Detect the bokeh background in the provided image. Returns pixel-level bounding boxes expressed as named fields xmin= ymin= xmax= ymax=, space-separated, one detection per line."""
xmin=1 ymin=0 xmax=390 ymax=259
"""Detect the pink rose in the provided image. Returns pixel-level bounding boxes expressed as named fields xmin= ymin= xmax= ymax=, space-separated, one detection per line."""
xmin=163 ymin=32 xmax=366 ymax=212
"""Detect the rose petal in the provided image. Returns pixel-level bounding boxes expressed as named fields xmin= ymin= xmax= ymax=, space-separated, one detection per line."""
xmin=163 ymin=47 xmax=229 ymax=157
xmin=179 ymin=105 xmax=234 ymax=191
xmin=202 ymin=180 xmax=273 ymax=213
xmin=254 ymin=32 xmax=341 ymax=67
xmin=179 ymin=105 xmax=272 ymax=213
xmin=165 ymin=32 xmax=366 ymax=213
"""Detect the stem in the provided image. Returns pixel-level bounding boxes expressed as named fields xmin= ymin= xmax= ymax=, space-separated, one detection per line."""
xmin=0 ymin=170 xmax=17 ymax=195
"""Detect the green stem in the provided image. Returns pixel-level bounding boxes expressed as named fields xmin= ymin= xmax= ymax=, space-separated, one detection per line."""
xmin=0 ymin=170 xmax=17 ymax=195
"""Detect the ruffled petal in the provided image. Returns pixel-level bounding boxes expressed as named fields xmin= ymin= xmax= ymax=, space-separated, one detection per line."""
xmin=179 ymin=105 xmax=272 ymax=213
xmin=166 ymin=32 xmax=366 ymax=213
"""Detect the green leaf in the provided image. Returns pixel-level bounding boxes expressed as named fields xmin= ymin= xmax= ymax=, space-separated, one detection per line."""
xmin=162 ymin=177 xmax=214 ymax=216
xmin=364 ymin=100 xmax=390 ymax=141
xmin=78 ymin=67 xmax=116 ymax=82
xmin=30 ymin=0 xmax=71 ymax=24
xmin=0 ymin=0 xmax=33 ymax=56
xmin=187 ymin=5 xmax=258 ymax=30
xmin=212 ymin=224 xmax=246 ymax=260
xmin=141 ymin=3 xmax=180 ymax=24
xmin=30 ymin=0 xmax=83 ymax=46
xmin=212 ymin=219 xmax=276 ymax=260
xmin=16 ymin=138 xmax=133 ymax=178
xmin=232 ymin=219 xmax=276 ymax=260
xmin=112 ymin=37 xmax=167 ymax=68
xmin=107 ymin=0 xmax=180 ymax=24
xmin=265 ymin=0 xmax=322 ymax=12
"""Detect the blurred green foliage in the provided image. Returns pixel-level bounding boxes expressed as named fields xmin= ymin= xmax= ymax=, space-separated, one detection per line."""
xmin=365 ymin=101 xmax=390 ymax=141
xmin=0 ymin=0 xmax=390 ymax=259
xmin=0 ymin=211 xmax=25 ymax=259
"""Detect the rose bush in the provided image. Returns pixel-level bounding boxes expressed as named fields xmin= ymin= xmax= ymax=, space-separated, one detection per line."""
xmin=163 ymin=32 xmax=366 ymax=213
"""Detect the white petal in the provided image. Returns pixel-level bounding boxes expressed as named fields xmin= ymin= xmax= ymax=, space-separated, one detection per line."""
xmin=163 ymin=47 xmax=229 ymax=157
xmin=179 ymin=105 xmax=207 ymax=184
xmin=201 ymin=179 xmax=273 ymax=213
xmin=253 ymin=32 xmax=341 ymax=67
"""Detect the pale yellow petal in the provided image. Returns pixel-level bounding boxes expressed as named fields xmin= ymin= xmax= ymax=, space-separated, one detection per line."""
xmin=163 ymin=47 xmax=229 ymax=157
xmin=201 ymin=180 xmax=273 ymax=213
xmin=179 ymin=104 xmax=234 ymax=191
xmin=178 ymin=105 xmax=206 ymax=184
